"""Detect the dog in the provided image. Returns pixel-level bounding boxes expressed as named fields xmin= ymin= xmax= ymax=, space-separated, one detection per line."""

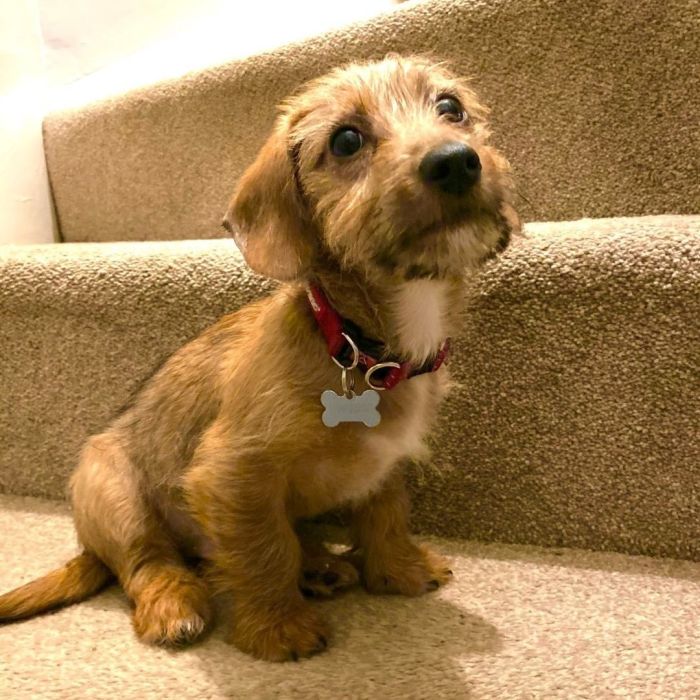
xmin=0 ymin=55 xmax=519 ymax=661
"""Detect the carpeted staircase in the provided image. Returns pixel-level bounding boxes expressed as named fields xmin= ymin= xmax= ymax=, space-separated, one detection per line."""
xmin=1 ymin=0 xmax=698 ymax=697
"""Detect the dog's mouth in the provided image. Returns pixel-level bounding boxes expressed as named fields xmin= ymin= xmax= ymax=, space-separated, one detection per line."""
xmin=398 ymin=192 xmax=490 ymax=251
xmin=411 ymin=206 xmax=475 ymax=241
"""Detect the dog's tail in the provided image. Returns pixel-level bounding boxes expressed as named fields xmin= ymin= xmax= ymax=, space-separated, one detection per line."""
xmin=0 ymin=551 xmax=113 ymax=622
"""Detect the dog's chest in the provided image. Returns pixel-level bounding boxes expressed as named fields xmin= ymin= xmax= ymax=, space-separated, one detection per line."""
xmin=293 ymin=374 xmax=441 ymax=515
xmin=290 ymin=279 xmax=451 ymax=515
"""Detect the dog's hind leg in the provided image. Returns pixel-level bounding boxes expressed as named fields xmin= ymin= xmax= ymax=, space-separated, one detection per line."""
xmin=71 ymin=433 xmax=211 ymax=645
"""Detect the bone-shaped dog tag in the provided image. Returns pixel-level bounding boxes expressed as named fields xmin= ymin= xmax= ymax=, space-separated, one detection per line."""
xmin=321 ymin=389 xmax=381 ymax=428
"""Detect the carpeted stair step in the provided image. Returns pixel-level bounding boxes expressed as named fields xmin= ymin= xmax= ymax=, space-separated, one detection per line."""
xmin=43 ymin=0 xmax=699 ymax=244
xmin=2 ymin=216 xmax=698 ymax=560
xmin=0 ymin=494 xmax=697 ymax=699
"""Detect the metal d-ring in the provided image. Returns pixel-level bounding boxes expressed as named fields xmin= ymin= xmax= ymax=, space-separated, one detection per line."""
xmin=332 ymin=333 xmax=360 ymax=371
xmin=341 ymin=367 xmax=355 ymax=398
xmin=365 ymin=361 xmax=401 ymax=391
xmin=332 ymin=333 xmax=359 ymax=398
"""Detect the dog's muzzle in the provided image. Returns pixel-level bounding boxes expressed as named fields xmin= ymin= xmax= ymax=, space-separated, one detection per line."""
xmin=419 ymin=142 xmax=481 ymax=196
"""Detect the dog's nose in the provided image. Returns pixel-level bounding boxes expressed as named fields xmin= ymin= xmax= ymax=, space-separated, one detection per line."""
xmin=419 ymin=143 xmax=481 ymax=195
xmin=221 ymin=215 xmax=233 ymax=233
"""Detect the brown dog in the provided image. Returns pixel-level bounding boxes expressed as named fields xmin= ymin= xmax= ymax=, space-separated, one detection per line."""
xmin=0 ymin=55 xmax=519 ymax=661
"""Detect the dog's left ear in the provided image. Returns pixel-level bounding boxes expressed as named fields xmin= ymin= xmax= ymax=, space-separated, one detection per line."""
xmin=224 ymin=115 xmax=315 ymax=281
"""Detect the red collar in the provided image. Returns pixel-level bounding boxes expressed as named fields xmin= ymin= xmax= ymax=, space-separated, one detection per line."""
xmin=306 ymin=283 xmax=450 ymax=390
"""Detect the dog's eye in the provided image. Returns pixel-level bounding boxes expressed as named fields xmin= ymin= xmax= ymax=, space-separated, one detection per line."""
xmin=436 ymin=96 xmax=465 ymax=123
xmin=330 ymin=127 xmax=364 ymax=157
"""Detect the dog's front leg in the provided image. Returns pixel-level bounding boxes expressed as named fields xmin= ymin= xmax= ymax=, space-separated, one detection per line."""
xmin=350 ymin=467 xmax=453 ymax=596
xmin=186 ymin=434 xmax=329 ymax=661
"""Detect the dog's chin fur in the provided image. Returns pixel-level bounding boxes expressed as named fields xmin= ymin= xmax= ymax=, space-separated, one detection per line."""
xmin=0 ymin=55 xmax=518 ymax=664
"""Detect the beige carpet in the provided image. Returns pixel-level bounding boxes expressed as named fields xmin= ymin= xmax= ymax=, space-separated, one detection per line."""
xmin=1 ymin=495 xmax=698 ymax=699
xmin=2 ymin=217 xmax=698 ymax=560
xmin=43 ymin=0 xmax=700 ymax=243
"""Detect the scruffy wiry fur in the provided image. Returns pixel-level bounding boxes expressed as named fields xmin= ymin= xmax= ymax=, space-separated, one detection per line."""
xmin=0 ymin=55 xmax=519 ymax=661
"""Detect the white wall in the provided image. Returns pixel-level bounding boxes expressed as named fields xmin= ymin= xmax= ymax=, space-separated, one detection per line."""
xmin=0 ymin=0 xmax=56 ymax=244
xmin=49 ymin=0 xmax=401 ymax=110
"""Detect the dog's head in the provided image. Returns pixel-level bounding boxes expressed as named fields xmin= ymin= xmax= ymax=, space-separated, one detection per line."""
xmin=224 ymin=55 xmax=520 ymax=282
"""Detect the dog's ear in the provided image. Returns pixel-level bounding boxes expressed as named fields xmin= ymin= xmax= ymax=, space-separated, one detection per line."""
xmin=224 ymin=116 xmax=315 ymax=281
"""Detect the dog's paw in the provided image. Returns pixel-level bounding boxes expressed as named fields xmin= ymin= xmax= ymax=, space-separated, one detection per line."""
xmin=363 ymin=543 xmax=453 ymax=597
xmin=230 ymin=602 xmax=330 ymax=662
xmin=132 ymin=583 xmax=210 ymax=646
xmin=300 ymin=553 xmax=360 ymax=598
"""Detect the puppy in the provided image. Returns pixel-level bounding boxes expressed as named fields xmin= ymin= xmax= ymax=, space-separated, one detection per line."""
xmin=0 ymin=55 xmax=519 ymax=661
